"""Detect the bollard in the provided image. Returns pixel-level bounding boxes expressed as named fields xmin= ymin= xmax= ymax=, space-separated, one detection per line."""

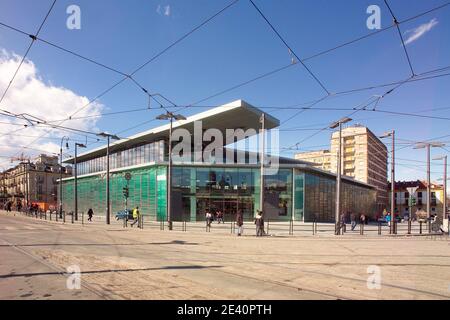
xmin=267 ymin=219 xmax=270 ymax=235
xmin=378 ymin=221 xmax=381 ymax=235
xmin=289 ymin=219 xmax=293 ymax=235
xmin=82 ymin=211 xmax=84 ymax=226
xmin=408 ymin=219 xmax=411 ymax=234
xmin=123 ymin=216 xmax=126 ymax=228
xmin=360 ymin=223 xmax=364 ymax=235
xmin=419 ymin=221 xmax=423 ymax=234
xmin=141 ymin=215 xmax=144 ymax=229
xmin=312 ymin=222 xmax=315 ymax=235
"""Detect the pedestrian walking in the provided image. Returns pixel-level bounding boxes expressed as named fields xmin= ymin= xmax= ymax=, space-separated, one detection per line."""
xmin=87 ymin=208 xmax=93 ymax=222
xmin=340 ymin=212 xmax=346 ymax=233
xmin=386 ymin=213 xmax=391 ymax=227
xmin=131 ymin=206 xmax=140 ymax=227
xmin=360 ymin=213 xmax=366 ymax=225
xmin=205 ymin=210 xmax=212 ymax=228
xmin=350 ymin=212 xmax=357 ymax=231
xmin=255 ymin=210 xmax=264 ymax=237
xmin=236 ymin=210 xmax=244 ymax=236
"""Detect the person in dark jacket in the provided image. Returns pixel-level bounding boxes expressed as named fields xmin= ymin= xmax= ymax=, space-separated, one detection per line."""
xmin=350 ymin=213 xmax=357 ymax=231
xmin=254 ymin=210 xmax=264 ymax=237
xmin=236 ymin=210 xmax=244 ymax=236
xmin=87 ymin=208 xmax=94 ymax=222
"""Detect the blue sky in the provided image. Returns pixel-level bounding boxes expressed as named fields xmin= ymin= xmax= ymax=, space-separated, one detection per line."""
xmin=0 ymin=0 xmax=449 ymax=181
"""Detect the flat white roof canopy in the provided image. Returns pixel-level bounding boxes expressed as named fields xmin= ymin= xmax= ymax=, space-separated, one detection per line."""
xmin=65 ymin=100 xmax=279 ymax=163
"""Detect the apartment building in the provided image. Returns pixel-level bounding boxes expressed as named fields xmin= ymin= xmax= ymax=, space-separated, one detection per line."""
xmin=296 ymin=125 xmax=388 ymax=212
xmin=1 ymin=154 xmax=72 ymax=211
xmin=294 ymin=150 xmax=331 ymax=171
xmin=390 ymin=180 xmax=445 ymax=218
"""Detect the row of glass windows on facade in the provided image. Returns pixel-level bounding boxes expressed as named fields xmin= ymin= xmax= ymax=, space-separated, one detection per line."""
xmin=76 ymin=140 xmax=165 ymax=176
xmin=61 ymin=164 xmax=376 ymax=223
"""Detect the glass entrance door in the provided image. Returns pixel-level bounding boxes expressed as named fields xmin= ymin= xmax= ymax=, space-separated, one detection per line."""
xmin=196 ymin=197 xmax=254 ymax=222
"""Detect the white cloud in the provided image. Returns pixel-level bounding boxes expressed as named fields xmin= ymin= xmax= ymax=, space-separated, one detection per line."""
xmin=404 ymin=18 xmax=438 ymax=45
xmin=0 ymin=49 xmax=104 ymax=164
xmin=164 ymin=5 xmax=171 ymax=16
xmin=156 ymin=4 xmax=171 ymax=17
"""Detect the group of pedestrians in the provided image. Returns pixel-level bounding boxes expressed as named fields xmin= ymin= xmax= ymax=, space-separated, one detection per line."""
xmin=339 ymin=212 xmax=366 ymax=233
xmin=206 ymin=209 xmax=266 ymax=237
xmin=205 ymin=210 xmax=225 ymax=226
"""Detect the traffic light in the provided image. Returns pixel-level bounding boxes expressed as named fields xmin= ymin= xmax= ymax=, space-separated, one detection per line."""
xmin=409 ymin=196 xmax=416 ymax=206
xmin=123 ymin=186 xmax=129 ymax=198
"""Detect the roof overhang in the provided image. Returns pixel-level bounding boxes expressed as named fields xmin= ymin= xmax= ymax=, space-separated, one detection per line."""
xmin=64 ymin=100 xmax=279 ymax=164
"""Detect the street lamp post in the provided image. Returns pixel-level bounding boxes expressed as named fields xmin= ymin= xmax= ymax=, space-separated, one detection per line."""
xmin=260 ymin=113 xmax=265 ymax=216
xmin=433 ymin=155 xmax=447 ymax=226
xmin=330 ymin=117 xmax=352 ymax=235
xmin=414 ymin=142 xmax=445 ymax=233
xmin=59 ymin=136 xmax=69 ymax=222
xmin=74 ymin=143 xmax=87 ymax=223
xmin=156 ymin=111 xmax=186 ymax=230
xmin=97 ymin=133 xmax=120 ymax=225
xmin=380 ymin=130 xmax=395 ymax=234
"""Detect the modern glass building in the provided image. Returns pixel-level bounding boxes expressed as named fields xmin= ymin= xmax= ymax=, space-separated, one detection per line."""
xmin=60 ymin=100 xmax=377 ymax=222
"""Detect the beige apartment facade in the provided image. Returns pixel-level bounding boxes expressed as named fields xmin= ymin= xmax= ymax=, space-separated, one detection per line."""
xmin=390 ymin=180 xmax=445 ymax=219
xmin=296 ymin=125 xmax=388 ymax=212
xmin=294 ymin=149 xmax=331 ymax=171
xmin=1 ymin=154 xmax=72 ymax=211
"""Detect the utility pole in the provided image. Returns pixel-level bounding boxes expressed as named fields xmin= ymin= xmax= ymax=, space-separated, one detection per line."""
xmin=59 ymin=136 xmax=69 ymax=222
xmin=260 ymin=113 xmax=265 ymax=215
xmin=380 ymin=130 xmax=395 ymax=234
xmin=330 ymin=117 xmax=352 ymax=235
xmin=156 ymin=112 xmax=186 ymax=230
xmin=427 ymin=144 xmax=431 ymax=232
xmin=433 ymin=155 xmax=447 ymax=225
xmin=97 ymin=133 xmax=120 ymax=225
xmin=74 ymin=143 xmax=86 ymax=223
xmin=414 ymin=142 xmax=445 ymax=233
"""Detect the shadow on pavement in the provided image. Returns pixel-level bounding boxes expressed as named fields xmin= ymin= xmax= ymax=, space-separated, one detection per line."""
xmin=0 ymin=240 xmax=199 ymax=247
xmin=0 ymin=264 xmax=223 ymax=279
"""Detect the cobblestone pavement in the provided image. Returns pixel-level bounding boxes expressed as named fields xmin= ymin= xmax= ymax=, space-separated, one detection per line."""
xmin=0 ymin=211 xmax=449 ymax=300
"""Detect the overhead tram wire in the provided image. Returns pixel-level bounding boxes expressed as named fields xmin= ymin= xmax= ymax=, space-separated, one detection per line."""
xmin=281 ymin=62 xmax=450 ymax=144
xmin=0 ymin=0 xmax=57 ymax=107
xmin=3 ymin=1 xmax=448 ymax=164
xmin=1 ymin=0 xmax=239 ymax=164
xmin=384 ymin=0 xmax=415 ymax=77
xmin=37 ymin=82 xmax=450 ymax=127
xmin=248 ymin=0 xmax=330 ymax=95
xmin=1 ymin=1 xmax=447 ymax=124
xmin=0 ymin=1 xmax=447 ymax=114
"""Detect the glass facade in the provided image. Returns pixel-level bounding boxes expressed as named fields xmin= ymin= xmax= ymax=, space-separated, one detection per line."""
xmin=77 ymin=140 xmax=165 ymax=175
xmin=61 ymin=164 xmax=377 ymax=222
xmin=303 ymin=171 xmax=377 ymax=222
xmin=172 ymin=167 xmax=261 ymax=222
xmin=62 ymin=166 xmax=160 ymax=220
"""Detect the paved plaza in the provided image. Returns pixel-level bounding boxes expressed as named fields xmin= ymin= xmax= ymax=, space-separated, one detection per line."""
xmin=0 ymin=211 xmax=449 ymax=300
